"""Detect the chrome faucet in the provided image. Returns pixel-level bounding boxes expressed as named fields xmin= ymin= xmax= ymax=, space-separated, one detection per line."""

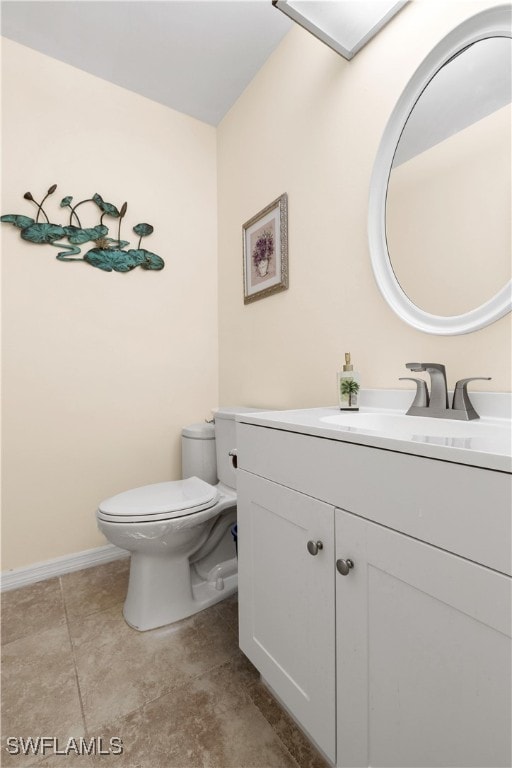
xmin=405 ymin=363 xmax=450 ymax=415
xmin=401 ymin=363 xmax=490 ymax=420
xmin=405 ymin=363 xmax=449 ymax=410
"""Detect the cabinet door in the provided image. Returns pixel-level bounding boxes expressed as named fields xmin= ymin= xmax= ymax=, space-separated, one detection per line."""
xmin=336 ymin=508 xmax=512 ymax=768
xmin=238 ymin=470 xmax=336 ymax=763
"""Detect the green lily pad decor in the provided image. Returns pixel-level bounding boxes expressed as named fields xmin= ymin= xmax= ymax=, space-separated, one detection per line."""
xmin=1 ymin=185 xmax=164 ymax=273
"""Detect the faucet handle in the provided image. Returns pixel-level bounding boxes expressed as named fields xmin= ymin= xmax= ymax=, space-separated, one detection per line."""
xmin=399 ymin=377 xmax=429 ymax=408
xmin=452 ymin=377 xmax=491 ymax=420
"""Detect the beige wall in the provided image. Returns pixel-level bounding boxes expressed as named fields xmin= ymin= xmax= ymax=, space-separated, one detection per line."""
xmin=217 ymin=0 xmax=511 ymax=410
xmin=1 ymin=40 xmax=218 ymax=570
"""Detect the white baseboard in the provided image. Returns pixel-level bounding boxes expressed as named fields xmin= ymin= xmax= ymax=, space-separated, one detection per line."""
xmin=0 ymin=544 xmax=129 ymax=592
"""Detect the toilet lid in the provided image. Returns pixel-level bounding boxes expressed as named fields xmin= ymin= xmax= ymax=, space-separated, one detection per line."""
xmin=98 ymin=476 xmax=218 ymax=520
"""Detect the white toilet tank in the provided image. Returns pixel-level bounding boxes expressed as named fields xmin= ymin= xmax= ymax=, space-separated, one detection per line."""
xmin=181 ymin=422 xmax=217 ymax=485
xmin=213 ymin=407 xmax=257 ymax=490
xmin=182 ymin=407 xmax=257 ymax=489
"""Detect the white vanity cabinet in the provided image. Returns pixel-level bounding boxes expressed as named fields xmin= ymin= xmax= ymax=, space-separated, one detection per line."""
xmin=336 ymin=508 xmax=511 ymax=768
xmin=237 ymin=470 xmax=337 ymax=763
xmin=236 ymin=419 xmax=512 ymax=768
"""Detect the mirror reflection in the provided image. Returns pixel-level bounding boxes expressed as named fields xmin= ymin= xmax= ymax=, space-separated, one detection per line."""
xmin=386 ymin=37 xmax=511 ymax=317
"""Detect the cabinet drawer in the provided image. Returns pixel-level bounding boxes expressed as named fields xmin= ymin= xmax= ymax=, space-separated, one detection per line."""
xmin=237 ymin=423 xmax=511 ymax=575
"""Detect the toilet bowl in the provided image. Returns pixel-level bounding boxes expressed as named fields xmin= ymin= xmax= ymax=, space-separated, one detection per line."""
xmin=96 ymin=407 xmax=249 ymax=631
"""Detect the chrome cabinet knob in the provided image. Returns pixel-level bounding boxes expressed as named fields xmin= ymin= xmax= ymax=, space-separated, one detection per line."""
xmin=307 ymin=540 xmax=323 ymax=556
xmin=336 ymin=558 xmax=354 ymax=576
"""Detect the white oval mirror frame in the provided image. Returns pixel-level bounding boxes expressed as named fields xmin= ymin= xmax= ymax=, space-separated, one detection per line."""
xmin=368 ymin=5 xmax=512 ymax=335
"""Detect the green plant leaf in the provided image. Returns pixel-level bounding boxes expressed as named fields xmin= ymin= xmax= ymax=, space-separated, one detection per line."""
xmin=128 ymin=248 xmax=164 ymax=271
xmin=84 ymin=248 xmax=142 ymax=272
xmin=92 ymin=193 xmax=120 ymax=218
xmin=133 ymin=223 xmax=154 ymax=237
xmin=60 ymin=196 xmax=73 ymax=207
xmin=20 ymin=223 xmax=67 ymax=243
xmin=64 ymin=225 xmax=109 ymax=244
xmin=87 ymin=225 xmax=109 ymax=239
xmin=1 ymin=214 xmax=35 ymax=229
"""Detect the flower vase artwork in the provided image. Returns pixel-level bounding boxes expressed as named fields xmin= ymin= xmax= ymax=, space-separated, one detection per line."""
xmin=1 ymin=185 xmax=164 ymax=273
xmin=253 ymin=230 xmax=274 ymax=279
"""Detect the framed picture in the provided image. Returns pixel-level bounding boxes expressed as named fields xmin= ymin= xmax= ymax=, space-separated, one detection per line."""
xmin=243 ymin=193 xmax=288 ymax=304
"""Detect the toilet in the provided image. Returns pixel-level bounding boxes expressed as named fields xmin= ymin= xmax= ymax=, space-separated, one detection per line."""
xmin=96 ymin=407 xmax=250 ymax=631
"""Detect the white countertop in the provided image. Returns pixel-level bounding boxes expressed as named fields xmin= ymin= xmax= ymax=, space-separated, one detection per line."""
xmin=237 ymin=391 xmax=512 ymax=473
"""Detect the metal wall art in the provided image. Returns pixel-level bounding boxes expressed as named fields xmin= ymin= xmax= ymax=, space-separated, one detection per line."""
xmin=1 ymin=185 xmax=164 ymax=272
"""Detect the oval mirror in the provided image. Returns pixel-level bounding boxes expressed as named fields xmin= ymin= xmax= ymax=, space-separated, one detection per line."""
xmin=368 ymin=5 xmax=512 ymax=335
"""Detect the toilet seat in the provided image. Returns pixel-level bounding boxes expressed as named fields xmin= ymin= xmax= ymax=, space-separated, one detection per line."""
xmin=97 ymin=476 xmax=219 ymax=524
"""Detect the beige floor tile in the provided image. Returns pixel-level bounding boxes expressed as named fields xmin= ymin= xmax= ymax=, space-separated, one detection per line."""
xmin=1 ymin=578 xmax=66 ymax=646
xmin=94 ymin=659 xmax=299 ymax=768
xmin=70 ymin=601 xmax=241 ymax=730
xmin=224 ymin=644 xmax=260 ymax=689
xmin=1 ymin=624 xmax=85 ymax=767
xmin=60 ymin=559 xmax=130 ymax=623
xmin=1 ymin=566 xmax=322 ymax=768
xmin=213 ymin=594 xmax=239 ymax=634
xmin=247 ymin=683 xmax=329 ymax=768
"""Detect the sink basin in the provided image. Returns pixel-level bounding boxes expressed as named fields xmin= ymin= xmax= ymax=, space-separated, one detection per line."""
xmin=320 ymin=410 xmax=511 ymax=450
xmin=237 ymin=395 xmax=512 ymax=471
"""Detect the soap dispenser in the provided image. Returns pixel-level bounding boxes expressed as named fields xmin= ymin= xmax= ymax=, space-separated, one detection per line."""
xmin=338 ymin=353 xmax=360 ymax=410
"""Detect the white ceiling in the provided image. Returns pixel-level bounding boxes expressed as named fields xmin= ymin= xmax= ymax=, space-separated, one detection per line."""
xmin=0 ymin=0 xmax=292 ymax=125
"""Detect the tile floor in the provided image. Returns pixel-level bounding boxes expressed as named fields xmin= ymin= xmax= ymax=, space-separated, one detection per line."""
xmin=1 ymin=559 xmax=328 ymax=768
